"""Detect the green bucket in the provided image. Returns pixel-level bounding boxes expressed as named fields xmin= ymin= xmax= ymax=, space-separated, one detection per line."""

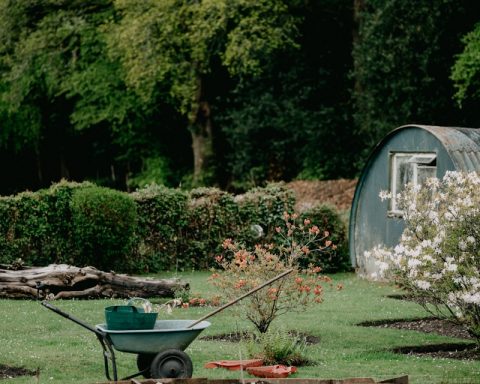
xmin=105 ymin=305 xmax=158 ymax=330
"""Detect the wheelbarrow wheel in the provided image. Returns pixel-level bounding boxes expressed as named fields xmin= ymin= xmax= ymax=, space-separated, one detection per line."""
xmin=137 ymin=353 xmax=156 ymax=378
xmin=150 ymin=349 xmax=193 ymax=379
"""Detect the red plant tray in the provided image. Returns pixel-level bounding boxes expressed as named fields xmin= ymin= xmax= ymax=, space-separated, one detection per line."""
xmin=246 ymin=364 xmax=297 ymax=378
xmin=204 ymin=359 xmax=264 ymax=371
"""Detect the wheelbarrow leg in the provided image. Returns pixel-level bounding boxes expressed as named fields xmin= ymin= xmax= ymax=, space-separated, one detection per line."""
xmin=41 ymin=301 xmax=120 ymax=382
xmin=96 ymin=334 xmax=118 ymax=382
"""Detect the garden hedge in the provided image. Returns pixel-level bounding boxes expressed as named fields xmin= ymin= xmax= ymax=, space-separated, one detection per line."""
xmin=300 ymin=204 xmax=351 ymax=273
xmin=0 ymin=181 xmax=349 ymax=273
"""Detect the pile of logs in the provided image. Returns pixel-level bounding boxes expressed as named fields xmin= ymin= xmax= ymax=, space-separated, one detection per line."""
xmin=0 ymin=264 xmax=188 ymax=300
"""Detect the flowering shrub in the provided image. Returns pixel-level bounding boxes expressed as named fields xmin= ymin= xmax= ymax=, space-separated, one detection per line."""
xmin=372 ymin=171 xmax=480 ymax=343
xmin=210 ymin=212 xmax=336 ymax=333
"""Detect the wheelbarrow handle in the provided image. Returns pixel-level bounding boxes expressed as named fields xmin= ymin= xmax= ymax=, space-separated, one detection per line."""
xmin=187 ymin=268 xmax=293 ymax=328
xmin=41 ymin=301 xmax=104 ymax=337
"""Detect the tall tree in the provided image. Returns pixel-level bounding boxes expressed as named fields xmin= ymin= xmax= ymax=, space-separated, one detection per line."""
xmin=216 ymin=0 xmax=355 ymax=189
xmin=0 ymin=0 xmax=118 ymax=185
xmin=0 ymin=0 xmax=183 ymax=190
xmin=106 ymin=0 xmax=300 ymax=185
xmin=451 ymin=22 xmax=480 ymax=127
xmin=352 ymin=0 xmax=480 ymax=163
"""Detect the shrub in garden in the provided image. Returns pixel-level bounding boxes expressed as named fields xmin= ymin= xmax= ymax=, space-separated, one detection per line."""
xmin=0 ymin=196 xmax=15 ymax=264
xmin=210 ymin=212 xmax=334 ymax=334
xmin=71 ymin=186 xmax=137 ymax=271
xmin=132 ymin=184 xmax=189 ymax=272
xmin=235 ymin=183 xmax=296 ymax=244
xmin=0 ymin=180 xmax=93 ymax=266
xmin=37 ymin=180 xmax=95 ymax=265
xmin=183 ymin=187 xmax=241 ymax=270
xmin=0 ymin=191 xmax=50 ymax=266
xmin=300 ymin=204 xmax=350 ymax=272
xmin=0 ymin=181 xmax=295 ymax=272
xmin=246 ymin=326 xmax=311 ymax=366
xmin=131 ymin=184 xmax=295 ymax=271
xmin=370 ymin=171 xmax=480 ymax=343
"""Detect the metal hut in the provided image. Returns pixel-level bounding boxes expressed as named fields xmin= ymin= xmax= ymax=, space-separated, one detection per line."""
xmin=349 ymin=124 xmax=480 ymax=277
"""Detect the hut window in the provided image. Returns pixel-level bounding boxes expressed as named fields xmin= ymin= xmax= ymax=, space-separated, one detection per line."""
xmin=389 ymin=153 xmax=436 ymax=215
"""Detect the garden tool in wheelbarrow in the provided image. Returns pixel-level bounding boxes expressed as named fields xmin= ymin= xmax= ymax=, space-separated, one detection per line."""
xmin=41 ymin=269 xmax=293 ymax=382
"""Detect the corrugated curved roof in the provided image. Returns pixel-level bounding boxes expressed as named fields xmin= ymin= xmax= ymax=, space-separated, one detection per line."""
xmin=395 ymin=125 xmax=480 ymax=171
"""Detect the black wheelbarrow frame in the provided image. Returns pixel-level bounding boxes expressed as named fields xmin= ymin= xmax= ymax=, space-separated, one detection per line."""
xmin=41 ymin=301 xmax=209 ymax=382
xmin=40 ymin=269 xmax=293 ymax=382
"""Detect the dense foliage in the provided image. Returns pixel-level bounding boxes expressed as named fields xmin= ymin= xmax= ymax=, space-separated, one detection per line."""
xmin=2 ymin=1 xmax=480 ymax=193
xmin=451 ymin=22 xmax=480 ymax=126
xmin=352 ymin=0 xmax=480 ymax=157
xmin=70 ymin=185 xmax=138 ymax=271
xmin=300 ymin=204 xmax=350 ymax=273
xmin=0 ymin=181 xmax=348 ymax=273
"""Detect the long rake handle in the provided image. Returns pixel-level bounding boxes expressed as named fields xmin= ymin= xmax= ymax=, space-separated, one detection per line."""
xmin=187 ymin=268 xmax=293 ymax=328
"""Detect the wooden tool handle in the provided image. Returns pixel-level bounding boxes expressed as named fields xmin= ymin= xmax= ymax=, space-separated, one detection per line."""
xmin=187 ymin=268 xmax=293 ymax=328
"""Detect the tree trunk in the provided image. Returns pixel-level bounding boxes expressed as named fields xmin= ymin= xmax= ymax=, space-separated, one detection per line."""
xmin=60 ymin=152 xmax=70 ymax=179
xmin=352 ymin=0 xmax=364 ymax=96
xmin=35 ymin=147 xmax=43 ymax=186
xmin=190 ymin=75 xmax=214 ymax=185
xmin=0 ymin=264 xmax=189 ymax=300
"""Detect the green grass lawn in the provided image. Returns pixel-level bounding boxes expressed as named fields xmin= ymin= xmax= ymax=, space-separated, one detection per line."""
xmin=1 ymin=272 xmax=479 ymax=384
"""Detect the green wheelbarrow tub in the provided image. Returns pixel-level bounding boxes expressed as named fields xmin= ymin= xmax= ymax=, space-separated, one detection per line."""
xmin=96 ymin=320 xmax=211 ymax=354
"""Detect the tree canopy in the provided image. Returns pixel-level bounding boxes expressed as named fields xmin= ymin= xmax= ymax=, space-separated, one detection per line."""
xmin=1 ymin=0 xmax=480 ymax=194
xmin=106 ymin=0 xmax=301 ymax=184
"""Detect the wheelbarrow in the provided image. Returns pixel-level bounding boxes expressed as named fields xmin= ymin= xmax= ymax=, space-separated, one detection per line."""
xmin=41 ymin=269 xmax=293 ymax=382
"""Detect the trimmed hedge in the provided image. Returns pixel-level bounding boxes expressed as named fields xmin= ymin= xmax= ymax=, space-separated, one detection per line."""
xmin=0 ymin=181 xmax=349 ymax=272
xmin=300 ymin=204 xmax=351 ymax=273
xmin=131 ymin=184 xmax=189 ymax=272
xmin=71 ymin=186 xmax=137 ymax=271
xmin=0 ymin=180 xmax=92 ymax=266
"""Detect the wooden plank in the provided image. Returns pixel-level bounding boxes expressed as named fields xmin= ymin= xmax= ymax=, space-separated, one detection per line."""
xmin=379 ymin=376 xmax=409 ymax=384
xmin=95 ymin=377 xmax=407 ymax=384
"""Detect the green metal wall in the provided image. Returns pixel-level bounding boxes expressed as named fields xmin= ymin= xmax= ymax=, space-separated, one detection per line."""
xmin=350 ymin=125 xmax=460 ymax=277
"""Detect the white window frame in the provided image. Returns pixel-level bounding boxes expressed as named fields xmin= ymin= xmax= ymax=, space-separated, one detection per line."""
xmin=389 ymin=152 xmax=436 ymax=216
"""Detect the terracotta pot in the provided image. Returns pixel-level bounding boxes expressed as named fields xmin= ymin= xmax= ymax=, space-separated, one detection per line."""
xmin=246 ymin=364 xmax=297 ymax=378
xmin=204 ymin=359 xmax=264 ymax=370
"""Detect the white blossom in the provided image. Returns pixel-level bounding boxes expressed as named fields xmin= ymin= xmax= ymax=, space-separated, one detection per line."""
xmin=379 ymin=190 xmax=392 ymax=201
xmin=415 ymin=280 xmax=431 ymax=290
xmin=369 ymin=171 xmax=480 ymax=339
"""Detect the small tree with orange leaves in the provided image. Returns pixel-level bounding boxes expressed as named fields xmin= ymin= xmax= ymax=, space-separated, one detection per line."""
xmin=209 ymin=212 xmax=337 ymax=333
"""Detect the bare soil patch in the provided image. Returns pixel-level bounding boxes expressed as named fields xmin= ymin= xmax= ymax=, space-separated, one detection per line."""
xmin=201 ymin=330 xmax=320 ymax=345
xmin=358 ymin=317 xmax=479 ymax=360
xmin=286 ymin=179 xmax=357 ymax=212
xmin=359 ymin=317 xmax=473 ymax=340
xmin=392 ymin=343 xmax=479 ymax=360
xmin=0 ymin=364 xmax=36 ymax=379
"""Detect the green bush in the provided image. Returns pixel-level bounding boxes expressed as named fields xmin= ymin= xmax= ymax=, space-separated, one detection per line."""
xmin=183 ymin=187 xmax=240 ymax=270
xmin=131 ymin=184 xmax=189 ymax=272
xmin=36 ymin=180 xmax=95 ymax=265
xmin=0 ymin=181 xmax=296 ymax=272
xmin=236 ymin=183 xmax=296 ymax=245
xmin=0 ymin=180 xmax=93 ymax=266
xmin=71 ymin=186 xmax=137 ymax=271
xmin=246 ymin=326 xmax=311 ymax=366
xmin=0 ymin=197 xmax=14 ymax=264
xmin=130 ymin=183 xmax=295 ymax=272
xmin=0 ymin=192 xmax=49 ymax=265
xmin=300 ymin=204 xmax=351 ymax=273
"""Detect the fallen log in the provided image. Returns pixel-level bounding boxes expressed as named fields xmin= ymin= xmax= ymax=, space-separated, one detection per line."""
xmin=0 ymin=264 xmax=189 ymax=300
